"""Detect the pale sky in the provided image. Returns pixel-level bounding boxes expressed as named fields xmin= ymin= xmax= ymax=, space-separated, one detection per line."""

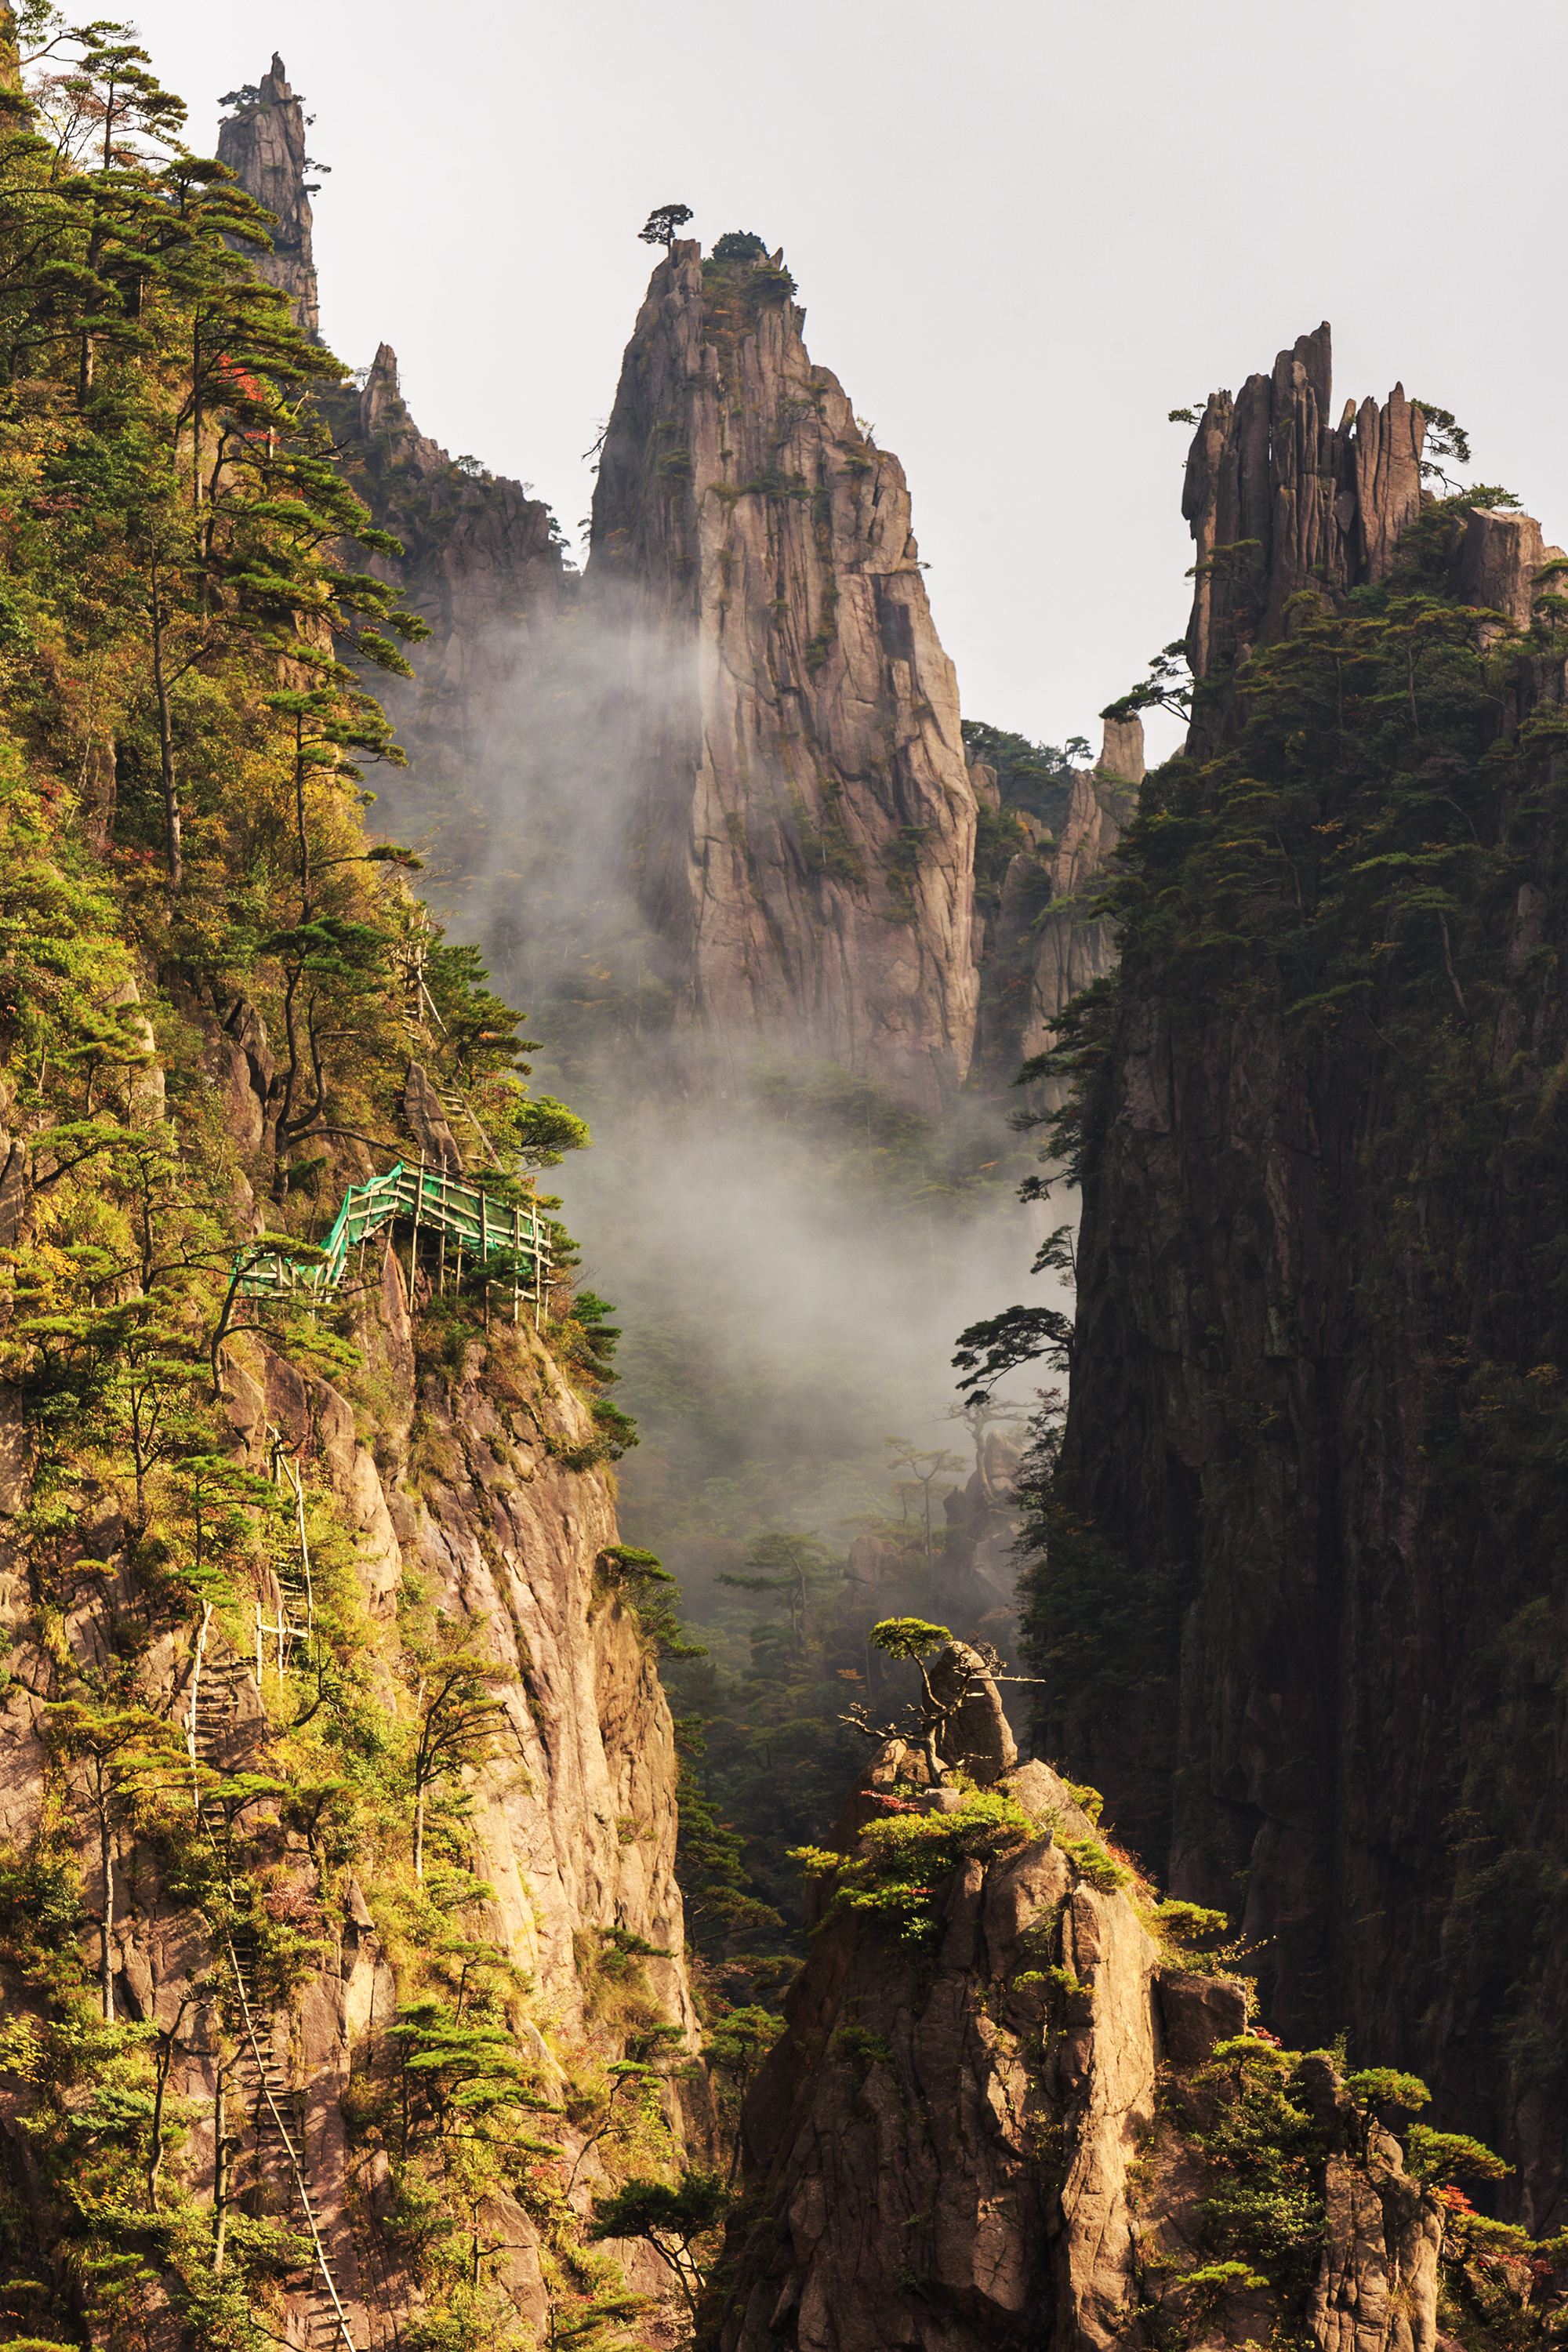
xmin=131 ymin=0 xmax=1568 ymax=760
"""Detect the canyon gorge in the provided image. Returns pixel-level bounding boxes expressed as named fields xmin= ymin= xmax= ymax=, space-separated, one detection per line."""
xmin=0 ymin=24 xmax=1559 ymax=2352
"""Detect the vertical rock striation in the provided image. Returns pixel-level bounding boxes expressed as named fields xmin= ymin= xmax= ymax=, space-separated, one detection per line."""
xmin=718 ymin=1754 xmax=1447 ymax=2352
xmin=0 ymin=1025 xmax=706 ymax=2345
xmin=1037 ymin=323 xmax=1568 ymax=2221
xmin=331 ymin=344 xmax=568 ymax=845
xmin=969 ymin=715 xmax=1142 ymax=1104
xmin=1182 ymin=323 xmax=1426 ymax=698
xmin=589 ymin=240 xmax=979 ymax=1114
xmin=216 ymin=55 xmax=320 ymax=339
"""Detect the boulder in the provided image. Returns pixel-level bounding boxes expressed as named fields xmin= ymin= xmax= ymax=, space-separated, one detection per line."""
xmin=1156 ymin=1970 xmax=1249 ymax=2068
xmin=929 ymin=1639 xmax=1018 ymax=1784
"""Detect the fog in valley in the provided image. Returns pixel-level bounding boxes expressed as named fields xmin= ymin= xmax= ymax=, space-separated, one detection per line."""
xmin=366 ymin=588 xmax=1071 ymax=1687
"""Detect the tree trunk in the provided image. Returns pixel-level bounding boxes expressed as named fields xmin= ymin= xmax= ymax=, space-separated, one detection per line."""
xmin=147 ymin=2038 xmax=172 ymax=2209
xmin=100 ymin=1808 xmax=114 ymax=2023
xmin=413 ymin=1677 xmax=427 ymax=1880
xmin=213 ymin=2072 xmax=229 ymax=2271
xmin=151 ymin=581 xmax=182 ymax=892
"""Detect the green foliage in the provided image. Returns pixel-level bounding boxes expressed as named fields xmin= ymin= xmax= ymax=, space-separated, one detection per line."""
xmin=1099 ymin=639 xmax=1192 ymax=727
xmin=832 ymin=2024 xmax=892 ymax=2077
xmin=1343 ymin=2067 xmax=1431 ymax=2114
xmin=397 ymin=1594 xmax=513 ymax=1882
xmin=0 ymin=24 xmax=622 ymax=2343
xmin=718 ymin=1530 xmax=837 ymax=1655
xmin=1410 ymin=401 xmax=1472 ymax=487
xmin=791 ymin=1787 xmax=1033 ymax=1941
xmin=1010 ymin=507 xmax=1568 ymax=2013
xmin=1404 ymin=2125 xmax=1511 ymax=2185
xmin=952 ymin=1302 xmax=1072 ymax=1402
xmin=517 ymin=1094 xmax=591 ymax=1166
xmin=960 ymin=719 xmax=1082 ymax=832
xmin=587 ymin=2168 xmax=729 ymax=2320
xmin=1056 ymin=1834 xmax=1132 ymax=1893
xmin=593 ymin=1544 xmax=702 ymax=1659
xmin=1192 ymin=2047 xmax=1331 ymax=2296
xmin=638 ymin=203 xmax=692 ymax=250
xmin=704 ymin=2004 xmax=782 ymax=2086
xmin=971 ymin=796 xmax=1030 ymax=911
xmin=1146 ymin=1896 xmax=1231 ymax=1952
xmin=1181 ymin=2258 xmax=1271 ymax=2303
xmin=868 ymin=1616 xmax=950 ymax=1664
xmin=711 ymin=230 xmax=768 ymax=263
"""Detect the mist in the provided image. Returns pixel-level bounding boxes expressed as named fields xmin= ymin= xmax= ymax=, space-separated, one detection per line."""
xmin=366 ymin=585 xmax=1070 ymax=1668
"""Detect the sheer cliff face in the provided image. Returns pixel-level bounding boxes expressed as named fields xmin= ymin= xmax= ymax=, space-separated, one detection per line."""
xmin=216 ymin=56 xmax=320 ymax=339
xmin=970 ymin=717 xmax=1143 ymax=1098
xmin=218 ymin=69 xmax=567 ymax=855
xmin=215 ymin=1254 xmax=699 ymax=2343
xmin=0 ymin=1014 xmax=702 ymax=2346
xmin=336 ymin=345 xmax=567 ymax=824
xmin=589 ymin=242 xmax=979 ymax=1114
xmin=1040 ymin=325 xmax=1568 ymax=2221
xmin=720 ymin=1755 xmax=1449 ymax=2352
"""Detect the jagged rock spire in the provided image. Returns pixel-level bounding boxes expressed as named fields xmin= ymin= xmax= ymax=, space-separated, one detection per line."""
xmin=1181 ymin=324 xmax=1426 ymax=686
xmin=216 ymin=54 xmax=319 ymax=340
xmin=588 ymin=238 xmax=979 ymax=1115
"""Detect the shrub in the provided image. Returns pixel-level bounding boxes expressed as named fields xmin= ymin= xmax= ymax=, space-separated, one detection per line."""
xmin=833 ymin=2025 xmax=893 ymax=2078
xmin=791 ymin=1788 xmax=1033 ymax=1941
xmin=712 ymin=230 xmax=768 ymax=262
xmin=1063 ymin=1778 xmax=1105 ymax=1824
xmin=1058 ymin=1834 xmax=1131 ymax=1893
xmin=1344 ymin=2067 xmax=1430 ymax=2114
xmin=1194 ymin=2046 xmax=1330 ymax=2295
xmin=1404 ymin=2125 xmax=1511 ymax=2184
xmin=1182 ymin=2258 xmax=1270 ymax=2306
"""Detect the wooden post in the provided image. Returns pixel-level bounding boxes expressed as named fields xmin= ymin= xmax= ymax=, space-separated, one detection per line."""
xmin=480 ymin=1192 xmax=489 ymax=1330
xmin=512 ymin=1207 xmax=521 ymax=1326
xmin=438 ymin=1163 xmax=448 ymax=1297
xmin=187 ymin=1600 xmax=211 ymax=1809
xmin=411 ymin=1151 xmax=423 ymax=1299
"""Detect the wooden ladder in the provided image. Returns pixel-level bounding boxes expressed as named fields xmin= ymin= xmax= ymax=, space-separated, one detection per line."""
xmin=185 ymin=1606 xmax=361 ymax=2350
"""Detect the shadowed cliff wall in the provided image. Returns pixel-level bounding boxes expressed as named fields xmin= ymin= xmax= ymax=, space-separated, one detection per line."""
xmin=1033 ymin=321 xmax=1568 ymax=2227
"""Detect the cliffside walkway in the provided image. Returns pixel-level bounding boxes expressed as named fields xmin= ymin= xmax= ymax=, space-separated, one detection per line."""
xmin=238 ymin=1156 xmax=553 ymax=1324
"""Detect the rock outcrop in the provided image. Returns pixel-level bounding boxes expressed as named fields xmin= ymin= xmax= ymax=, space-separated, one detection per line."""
xmin=331 ymin=343 xmax=568 ymax=833
xmin=588 ymin=240 xmax=980 ymax=1114
xmin=1037 ymin=325 xmax=1568 ymax=2224
xmin=719 ymin=1755 xmax=1447 ymax=2352
xmin=1181 ymin=322 xmax=1426 ymax=695
xmin=970 ymin=715 xmax=1142 ymax=1103
xmin=216 ymin=55 xmax=320 ymax=339
xmin=218 ymin=71 xmax=570 ymax=910
xmin=209 ymin=142 xmax=1007 ymax=1116
xmin=0 ymin=1054 xmax=705 ymax=2343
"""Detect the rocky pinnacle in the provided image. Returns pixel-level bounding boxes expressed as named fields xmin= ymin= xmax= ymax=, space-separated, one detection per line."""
xmin=589 ymin=239 xmax=980 ymax=1115
xmin=216 ymin=54 xmax=320 ymax=341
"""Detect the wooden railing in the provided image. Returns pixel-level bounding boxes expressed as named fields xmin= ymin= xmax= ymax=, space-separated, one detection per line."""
xmin=238 ymin=1156 xmax=552 ymax=1325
